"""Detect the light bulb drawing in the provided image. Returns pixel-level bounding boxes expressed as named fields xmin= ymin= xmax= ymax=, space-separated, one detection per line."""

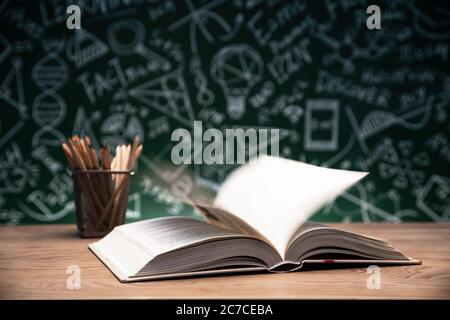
xmin=211 ymin=44 xmax=263 ymax=119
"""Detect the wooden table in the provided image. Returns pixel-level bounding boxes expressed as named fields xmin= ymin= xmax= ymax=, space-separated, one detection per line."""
xmin=1 ymin=223 xmax=449 ymax=299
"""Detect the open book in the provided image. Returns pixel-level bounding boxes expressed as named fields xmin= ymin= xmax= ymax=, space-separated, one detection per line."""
xmin=89 ymin=156 xmax=420 ymax=282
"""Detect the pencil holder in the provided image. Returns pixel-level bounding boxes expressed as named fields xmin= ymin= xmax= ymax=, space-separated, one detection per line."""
xmin=72 ymin=170 xmax=133 ymax=238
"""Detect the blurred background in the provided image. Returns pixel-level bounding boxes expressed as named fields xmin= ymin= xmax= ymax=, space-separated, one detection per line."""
xmin=0 ymin=0 xmax=449 ymax=225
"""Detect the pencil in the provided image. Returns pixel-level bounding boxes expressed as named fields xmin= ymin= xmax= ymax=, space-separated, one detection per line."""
xmin=62 ymin=135 xmax=143 ymax=234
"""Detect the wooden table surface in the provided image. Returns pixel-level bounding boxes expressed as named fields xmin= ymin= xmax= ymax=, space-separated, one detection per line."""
xmin=1 ymin=223 xmax=449 ymax=299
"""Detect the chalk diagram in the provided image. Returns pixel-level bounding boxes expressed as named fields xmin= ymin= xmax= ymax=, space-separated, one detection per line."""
xmin=374 ymin=139 xmax=429 ymax=191
xmin=0 ymin=0 xmax=449 ymax=224
xmin=128 ymin=70 xmax=195 ymax=127
xmin=108 ymin=18 xmax=170 ymax=71
xmin=211 ymin=44 xmax=263 ymax=119
xmin=100 ymin=112 xmax=145 ymax=147
xmin=0 ymin=57 xmax=27 ymax=149
xmin=408 ymin=1 xmax=450 ymax=41
xmin=169 ymin=0 xmax=244 ymax=109
xmin=417 ymin=175 xmax=450 ymax=221
xmin=310 ymin=21 xmax=391 ymax=74
xmin=31 ymin=39 xmax=68 ymax=147
xmin=66 ymin=29 xmax=108 ymax=68
xmin=0 ymin=33 xmax=12 ymax=65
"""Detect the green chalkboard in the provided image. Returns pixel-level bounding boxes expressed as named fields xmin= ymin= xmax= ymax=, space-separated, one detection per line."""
xmin=0 ymin=0 xmax=449 ymax=224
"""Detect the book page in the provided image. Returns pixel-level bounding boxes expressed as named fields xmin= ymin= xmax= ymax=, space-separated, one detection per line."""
xmin=90 ymin=216 xmax=280 ymax=280
xmin=284 ymin=221 xmax=410 ymax=262
xmin=118 ymin=216 xmax=249 ymax=257
xmin=214 ymin=156 xmax=368 ymax=258
xmin=192 ymin=202 xmax=270 ymax=243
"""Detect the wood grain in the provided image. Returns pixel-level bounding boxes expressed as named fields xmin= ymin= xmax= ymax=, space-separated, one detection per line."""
xmin=1 ymin=223 xmax=449 ymax=299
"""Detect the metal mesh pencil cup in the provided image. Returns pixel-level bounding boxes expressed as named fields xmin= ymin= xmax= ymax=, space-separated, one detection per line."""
xmin=72 ymin=170 xmax=133 ymax=238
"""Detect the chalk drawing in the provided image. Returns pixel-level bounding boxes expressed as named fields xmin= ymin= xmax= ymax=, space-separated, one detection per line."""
xmin=108 ymin=19 xmax=170 ymax=71
xmin=31 ymin=39 xmax=68 ymax=147
xmin=66 ymin=29 xmax=108 ymax=68
xmin=128 ymin=70 xmax=194 ymax=127
xmin=31 ymin=91 xmax=66 ymax=147
xmin=0 ymin=142 xmax=40 ymax=195
xmin=304 ymin=99 xmax=339 ymax=151
xmin=417 ymin=175 xmax=450 ymax=221
xmin=0 ymin=33 xmax=12 ymax=65
xmin=0 ymin=1 xmax=448 ymax=224
xmin=346 ymin=98 xmax=434 ymax=157
xmin=31 ymin=145 xmax=63 ymax=175
xmin=100 ymin=113 xmax=145 ymax=147
xmin=125 ymin=192 xmax=141 ymax=219
xmin=190 ymin=54 xmax=215 ymax=107
xmin=169 ymin=0 xmax=240 ymax=52
xmin=211 ymin=45 xmax=263 ymax=119
xmin=72 ymin=106 xmax=102 ymax=149
xmin=408 ymin=2 xmax=450 ymax=41
xmin=0 ymin=58 xmax=27 ymax=148
xmin=374 ymin=139 xmax=429 ymax=190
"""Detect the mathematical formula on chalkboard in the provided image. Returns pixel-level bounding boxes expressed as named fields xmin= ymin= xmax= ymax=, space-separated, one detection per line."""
xmin=0 ymin=0 xmax=449 ymax=224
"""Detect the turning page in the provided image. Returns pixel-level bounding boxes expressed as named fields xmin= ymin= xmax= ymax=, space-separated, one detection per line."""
xmin=214 ymin=156 xmax=368 ymax=257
